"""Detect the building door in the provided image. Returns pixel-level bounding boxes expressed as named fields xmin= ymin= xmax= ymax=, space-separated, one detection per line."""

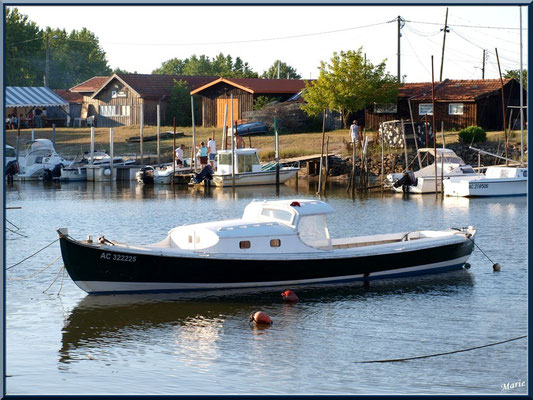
xmin=216 ymin=98 xmax=239 ymax=128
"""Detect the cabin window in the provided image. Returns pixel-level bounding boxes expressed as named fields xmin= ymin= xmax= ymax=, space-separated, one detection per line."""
xmin=188 ymin=235 xmax=193 ymax=243
xmin=253 ymin=153 xmax=261 ymax=166
xmin=5 ymin=147 xmax=16 ymax=157
xmin=270 ymin=239 xmax=281 ymax=247
xmin=298 ymin=215 xmax=332 ymax=250
xmin=261 ymin=208 xmax=293 ymax=223
xmin=418 ymin=104 xmax=433 ymax=116
xmin=239 ymin=240 xmax=251 ymax=249
xmin=99 ymin=105 xmax=119 ymax=116
xmin=238 ymin=154 xmax=254 ymax=173
xmin=218 ymin=153 xmax=232 ymax=166
xmin=374 ymin=103 xmax=397 ymax=114
xmin=448 ymin=103 xmax=464 ymax=115
xmin=121 ymin=106 xmax=131 ymax=116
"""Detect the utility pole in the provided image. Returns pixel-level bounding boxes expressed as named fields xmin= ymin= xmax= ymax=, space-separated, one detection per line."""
xmin=44 ymin=33 xmax=58 ymax=87
xmin=482 ymin=49 xmax=486 ymax=79
xmin=439 ymin=8 xmax=449 ymax=82
xmin=397 ymin=16 xmax=405 ymax=82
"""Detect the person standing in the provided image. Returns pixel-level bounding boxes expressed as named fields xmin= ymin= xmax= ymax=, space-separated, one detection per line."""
xmin=207 ymin=137 xmax=217 ymax=168
xmin=349 ymin=120 xmax=359 ymax=145
xmin=34 ymin=108 xmax=42 ymax=128
xmin=196 ymin=142 xmax=208 ymax=169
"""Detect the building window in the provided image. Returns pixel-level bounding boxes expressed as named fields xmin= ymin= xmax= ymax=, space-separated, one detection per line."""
xmin=239 ymin=241 xmax=251 ymax=249
xmin=419 ymin=104 xmax=433 ymax=115
xmin=99 ymin=105 xmax=131 ymax=117
xmin=449 ymin=103 xmax=464 ymax=115
xmin=374 ymin=103 xmax=397 ymax=114
xmin=270 ymin=239 xmax=281 ymax=247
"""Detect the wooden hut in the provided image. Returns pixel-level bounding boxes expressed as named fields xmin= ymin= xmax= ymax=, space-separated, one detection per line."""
xmin=70 ymin=74 xmax=217 ymax=127
xmin=365 ymin=78 xmax=526 ymax=131
xmin=190 ymin=77 xmax=307 ymax=127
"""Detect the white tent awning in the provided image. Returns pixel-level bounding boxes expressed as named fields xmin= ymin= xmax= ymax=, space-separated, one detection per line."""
xmin=6 ymin=86 xmax=69 ymax=108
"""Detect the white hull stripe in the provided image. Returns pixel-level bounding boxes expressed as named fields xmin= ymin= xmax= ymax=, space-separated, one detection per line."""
xmin=75 ymin=256 xmax=470 ymax=294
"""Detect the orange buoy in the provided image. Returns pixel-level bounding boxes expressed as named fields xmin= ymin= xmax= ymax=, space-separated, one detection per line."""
xmin=281 ymin=289 xmax=299 ymax=303
xmin=250 ymin=311 xmax=272 ymax=325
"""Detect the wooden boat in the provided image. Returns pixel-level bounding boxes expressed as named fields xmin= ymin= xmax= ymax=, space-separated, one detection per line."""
xmin=211 ymin=148 xmax=299 ymax=187
xmin=386 ymin=148 xmax=477 ymax=194
xmin=57 ymin=199 xmax=476 ymax=295
xmin=443 ymin=166 xmax=527 ymax=197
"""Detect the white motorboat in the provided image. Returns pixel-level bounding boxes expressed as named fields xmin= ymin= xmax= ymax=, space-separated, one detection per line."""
xmin=57 ymin=199 xmax=476 ymax=295
xmin=203 ymin=148 xmax=299 ymax=187
xmin=443 ymin=165 xmax=527 ymax=197
xmin=386 ymin=148 xmax=477 ymax=194
xmin=14 ymin=139 xmax=70 ymax=181
xmin=5 ymin=144 xmax=18 ymax=165
xmin=61 ymin=151 xmax=135 ymax=181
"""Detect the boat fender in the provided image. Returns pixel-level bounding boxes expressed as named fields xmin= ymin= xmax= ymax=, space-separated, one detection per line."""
xmin=249 ymin=311 xmax=272 ymax=325
xmin=493 ymin=263 xmax=501 ymax=272
xmin=290 ymin=201 xmax=301 ymax=207
xmin=281 ymin=290 xmax=299 ymax=303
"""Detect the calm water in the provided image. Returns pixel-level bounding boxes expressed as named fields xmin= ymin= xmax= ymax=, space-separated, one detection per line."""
xmin=5 ymin=180 xmax=528 ymax=395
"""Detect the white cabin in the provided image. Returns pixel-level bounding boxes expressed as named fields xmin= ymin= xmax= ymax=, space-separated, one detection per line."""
xmin=162 ymin=199 xmax=334 ymax=253
xmin=216 ymin=148 xmax=262 ymax=175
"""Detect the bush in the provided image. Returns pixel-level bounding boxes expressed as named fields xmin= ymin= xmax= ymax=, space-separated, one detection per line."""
xmin=458 ymin=126 xmax=487 ymax=143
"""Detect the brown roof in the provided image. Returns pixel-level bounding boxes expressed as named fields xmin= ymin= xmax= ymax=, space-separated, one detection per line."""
xmin=70 ymin=76 xmax=110 ymax=93
xmin=111 ymin=74 xmax=219 ymax=99
xmin=402 ymin=79 xmax=513 ymax=102
xmin=53 ymin=89 xmax=83 ymax=104
xmin=191 ymin=77 xmax=308 ymax=95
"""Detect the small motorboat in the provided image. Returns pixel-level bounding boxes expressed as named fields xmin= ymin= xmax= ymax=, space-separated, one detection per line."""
xmin=443 ymin=165 xmax=527 ymax=197
xmin=209 ymin=148 xmax=299 ymax=187
xmin=61 ymin=151 xmax=136 ymax=182
xmin=14 ymin=139 xmax=70 ymax=181
xmin=386 ymin=148 xmax=477 ymax=194
xmin=57 ymin=199 xmax=476 ymax=295
xmin=136 ymin=162 xmax=192 ymax=185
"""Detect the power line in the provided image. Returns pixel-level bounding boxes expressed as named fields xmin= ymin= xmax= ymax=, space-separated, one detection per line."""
xmin=102 ymin=20 xmax=391 ymax=47
xmin=407 ymin=19 xmax=521 ymax=30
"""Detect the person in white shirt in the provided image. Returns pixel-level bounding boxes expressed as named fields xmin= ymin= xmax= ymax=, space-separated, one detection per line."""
xmin=207 ymin=137 xmax=216 ymax=168
xmin=349 ymin=120 xmax=359 ymax=144
xmin=175 ymin=144 xmax=185 ymax=167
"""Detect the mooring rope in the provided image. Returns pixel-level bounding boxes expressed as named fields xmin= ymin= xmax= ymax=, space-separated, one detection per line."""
xmin=6 ymin=227 xmax=28 ymax=238
xmin=57 ymin=265 xmax=67 ymax=295
xmin=6 ymin=219 xmax=21 ymax=230
xmin=6 ymin=238 xmax=59 ymax=270
xmin=468 ymin=237 xmax=496 ymax=265
xmin=9 ymin=256 xmax=61 ymax=281
xmin=43 ymin=264 xmax=65 ymax=293
xmin=354 ymin=335 xmax=527 ymax=363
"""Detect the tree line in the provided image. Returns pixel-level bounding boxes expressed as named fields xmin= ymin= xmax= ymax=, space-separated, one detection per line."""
xmin=6 ymin=8 xmax=302 ymax=89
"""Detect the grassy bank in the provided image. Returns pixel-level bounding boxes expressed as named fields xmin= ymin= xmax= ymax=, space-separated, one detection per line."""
xmin=5 ymin=125 xmax=527 ymax=162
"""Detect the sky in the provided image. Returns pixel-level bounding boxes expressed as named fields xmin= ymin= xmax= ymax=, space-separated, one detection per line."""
xmin=15 ymin=5 xmax=528 ymax=83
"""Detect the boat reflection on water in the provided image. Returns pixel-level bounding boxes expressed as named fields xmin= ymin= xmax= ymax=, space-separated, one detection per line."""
xmin=59 ymin=270 xmax=473 ymax=365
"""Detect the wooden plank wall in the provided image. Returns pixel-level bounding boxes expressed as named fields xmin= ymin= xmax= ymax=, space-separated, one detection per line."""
xmin=199 ymin=84 xmax=254 ymax=127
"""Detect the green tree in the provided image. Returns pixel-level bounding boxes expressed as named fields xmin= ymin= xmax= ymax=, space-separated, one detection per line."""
xmin=113 ymin=67 xmax=137 ymax=74
xmin=5 ymin=7 xmax=43 ymax=86
xmin=302 ymin=48 xmax=399 ymax=127
xmin=504 ymin=69 xmax=527 ymax=88
xmin=166 ymin=80 xmax=192 ymax=126
xmin=47 ymin=27 xmax=112 ymax=88
xmin=261 ymin=60 xmax=301 ymax=79
xmin=152 ymin=53 xmax=258 ymax=78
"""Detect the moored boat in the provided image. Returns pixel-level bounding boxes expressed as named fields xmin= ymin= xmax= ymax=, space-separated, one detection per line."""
xmin=386 ymin=148 xmax=477 ymax=194
xmin=57 ymin=199 xmax=476 ymax=295
xmin=14 ymin=139 xmax=70 ymax=181
xmin=443 ymin=165 xmax=527 ymax=197
xmin=209 ymin=148 xmax=299 ymax=187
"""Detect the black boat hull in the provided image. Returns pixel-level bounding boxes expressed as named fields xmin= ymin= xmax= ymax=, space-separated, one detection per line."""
xmin=59 ymin=235 xmax=474 ymax=294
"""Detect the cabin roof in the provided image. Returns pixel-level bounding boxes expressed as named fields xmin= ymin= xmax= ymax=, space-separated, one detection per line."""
xmin=246 ymin=199 xmax=335 ymax=217
xmin=190 ymin=77 xmax=308 ymax=95
xmin=175 ymin=219 xmax=295 ymax=239
xmin=400 ymin=79 xmax=514 ymax=102
xmin=70 ymin=76 xmax=110 ymax=93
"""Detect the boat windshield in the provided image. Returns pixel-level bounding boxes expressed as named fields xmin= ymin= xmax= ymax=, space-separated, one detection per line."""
xmin=298 ymin=215 xmax=332 ymax=250
xmin=6 ymin=147 xmax=16 ymax=157
xmin=437 ymin=155 xmax=464 ymax=164
xmin=260 ymin=207 xmax=293 ymax=224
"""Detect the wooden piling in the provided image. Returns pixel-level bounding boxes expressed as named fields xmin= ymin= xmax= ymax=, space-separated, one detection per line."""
xmin=173 ymin=117 xmax=176 ymax=181
xmin=231 ymin=94 xmax=235 ymax=188
xmin=110 ymin=128 xmax=114 ymax=181
xmin=275 ymin=116 xmax=280 ymax=192
xmin=90 ymin=126 xmax=95 ymax=165
xmin=157 ymin=102 xmax=161 ymax=165
xmin=140 ymin=103 xmax=144 ymax=165
xmin=191 ymin=96 xmax=197 ymax=172
xmin=317 ymin=109 xmax=326 ymax=195
xmin=431 ymin=55 xmax=438 ymax=195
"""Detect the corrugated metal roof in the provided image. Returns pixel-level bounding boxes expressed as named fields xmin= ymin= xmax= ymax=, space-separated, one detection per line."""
xmin=70 ymin=76 xmax=110 ymax=93
xmin=400 ymin=79 xmax=514 ymax=101
xmin=53 ymin=89 xmax=83 ymax=104
xmin=6 ymin=87 xmax=69 ymax=107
